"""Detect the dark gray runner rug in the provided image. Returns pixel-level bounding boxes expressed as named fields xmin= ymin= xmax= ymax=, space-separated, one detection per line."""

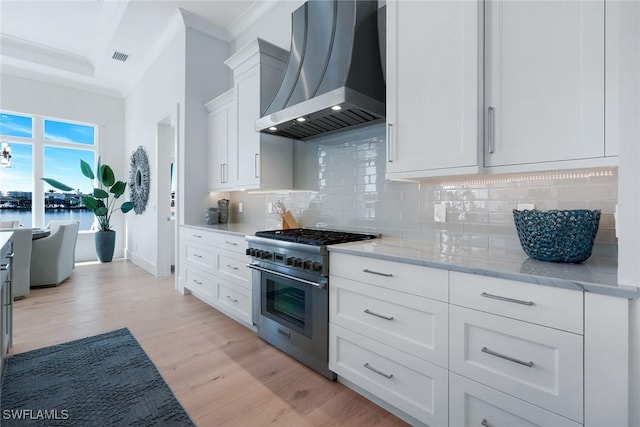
xmin=1 ymin=328 xmax=195 ymax=426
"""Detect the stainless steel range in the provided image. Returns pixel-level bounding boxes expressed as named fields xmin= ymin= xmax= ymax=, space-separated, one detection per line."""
xmin=246 ymin=228 xmax=378 ymax=380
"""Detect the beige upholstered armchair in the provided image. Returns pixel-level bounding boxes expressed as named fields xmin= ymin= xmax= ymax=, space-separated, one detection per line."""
xmin=0 ymin=220 xmax=20 ymax=228
xmin=30 ymin=221 xmax=79 ymax=287
xmin=0 ymin=227 xmax=32 ymax=299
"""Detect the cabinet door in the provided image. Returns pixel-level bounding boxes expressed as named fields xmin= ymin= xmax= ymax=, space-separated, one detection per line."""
xmin=386 ymin=0 xmax=480 ymax=179
xmin=235 ymin=65 xmax=261 ymax=188
xmin=485 ymin=0 xmax=605 ymax=167
xmin=208 ymin=98 xmax=236 ymax=191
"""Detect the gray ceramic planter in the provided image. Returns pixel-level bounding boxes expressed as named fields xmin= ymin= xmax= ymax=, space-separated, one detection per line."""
xmin=95 ymin=230 xmax=116 ymax=263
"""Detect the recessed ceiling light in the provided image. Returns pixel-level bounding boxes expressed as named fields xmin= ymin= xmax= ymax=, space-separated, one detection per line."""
xmin=331 ymin=105 xmax=342 ymax=111
xmin=268 ymin=126 xmax=278 ymax=131
xmin=296 ymin=117 xmax=306 ymax=122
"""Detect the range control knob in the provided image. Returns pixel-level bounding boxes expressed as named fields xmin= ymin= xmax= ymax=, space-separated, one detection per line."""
xmin=245 ymin=248 xmax=252 ymax=256
xmin=285 ymin=257 xmax=295 ymax=266
xmin=293 ymin=258 xmax=304 ymax=267
xmin=261 ymin=251 xmax=272 ymax=260
xmin=303 ymin=260 xmax=312 ymax=270
xmin=311 ymin=262 xmax=323 ymax=273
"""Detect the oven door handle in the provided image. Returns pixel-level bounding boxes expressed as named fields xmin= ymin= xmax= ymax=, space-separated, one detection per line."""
xmin=246 ymin=263 xmax=326 ymax=289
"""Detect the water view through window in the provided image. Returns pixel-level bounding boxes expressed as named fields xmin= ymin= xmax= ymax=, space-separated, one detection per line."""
xmin=0 ymin=113 xmax=97 ymax=230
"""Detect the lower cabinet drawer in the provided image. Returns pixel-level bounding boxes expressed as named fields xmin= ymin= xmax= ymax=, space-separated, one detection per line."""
xmin=216 ymin=280 xmax=252 ymax=326
xmin=330 ymin=275 xmax=448 ymax=368
xmin=216 ymin=251 xmax=250 ymax=288
xmin=449 ymin=373 xmax=582 ymax=427
xmin=184 ymin=266 xmax=216 ymax=305
xmin=450 ymin=305 xmax=583 ymax=423
xmin=330 ymin=324 xmax=448 ymax=426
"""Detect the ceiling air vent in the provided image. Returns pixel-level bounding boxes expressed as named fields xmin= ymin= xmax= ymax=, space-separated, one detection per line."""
xmin=112 ymin=51 xmax=129 ymax=62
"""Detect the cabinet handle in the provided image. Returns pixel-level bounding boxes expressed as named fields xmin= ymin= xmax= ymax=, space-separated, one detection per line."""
xmin=364 ymin=309 xmax=394 ymax=321
xmin=488 ymin=106 xmax=495 ymax=154
xmin=225 ymin=241 xmax=238 ymax=246
xmin=192 ymin=234 xmax=202 ymax=239
xmin=0 ymin=264 xmax=8 ymax=271
xmin=226 ymin=295 xmax=239 ymax=303
xmin=193 ymin=254 xmax=203 ymax=259
xmin=226 ymin=264 xmax=238 ymax=270
xmin=480 ymin=292 xmax=534 ymax=306
xmin=363 ymin=362 xmax=394 ymax=379
xmin=481 ymin=419 xmax=491 ymax=427
xmin=481 ymin=347 xmax=534 ymax=368
xmin=363 ymin=268 xmax=393 ymax=277
xmin=192 ymin=279 xmax=203 ymax=285
xmin=254 ymin=153 xmax=260 ymax=178
xmin=220 ymin=163 xmax=225 ymax=183
xmin=386 ymin=123 xmax=394 ymax=162
xmin=5 ymin=252 xmax=14 ymax=259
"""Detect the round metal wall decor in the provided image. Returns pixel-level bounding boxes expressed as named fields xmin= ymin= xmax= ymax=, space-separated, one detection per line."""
xmin=129 ymin=146 xmax=150 ymax=214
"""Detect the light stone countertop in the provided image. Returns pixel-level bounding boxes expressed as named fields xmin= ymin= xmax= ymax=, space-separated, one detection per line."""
xmin=182 ymin=223 xmax=262 ymax=238
xmin=328 ymin=237 xmax=639 ymax=300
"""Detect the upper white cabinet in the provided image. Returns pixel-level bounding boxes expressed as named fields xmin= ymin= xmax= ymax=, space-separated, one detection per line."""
xmin=205 ymin=90 xmax=236 ymax=191
xmin=223 ymin=38 xmax=293 ymax=191
xmin=484 ymin=0 xmax=613 ymax=170
xmin=385 ymin=1 xmax=481 ymax=180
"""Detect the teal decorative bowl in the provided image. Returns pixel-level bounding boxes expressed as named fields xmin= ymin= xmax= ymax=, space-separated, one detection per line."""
xmin=512 ymin=209 xmax=601 ymax=263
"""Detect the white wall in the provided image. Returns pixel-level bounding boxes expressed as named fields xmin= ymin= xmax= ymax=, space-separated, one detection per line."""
xmin=124 ymin=30 xmax=185 ymax=274
xmin=0 ymin=74 xmax=125 ymax=262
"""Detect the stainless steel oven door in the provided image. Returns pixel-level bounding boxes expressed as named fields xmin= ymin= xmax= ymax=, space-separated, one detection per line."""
xmin=247 ymin=263 xmax=335 ymax=380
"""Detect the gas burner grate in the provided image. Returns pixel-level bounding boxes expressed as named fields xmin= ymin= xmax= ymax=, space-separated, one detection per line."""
xmin=255 ymin=228 xmax=378 ymax=246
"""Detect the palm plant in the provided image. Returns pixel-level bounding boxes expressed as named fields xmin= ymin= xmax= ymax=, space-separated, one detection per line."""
xmin=42 ymin=159 xmax=135 ymax=231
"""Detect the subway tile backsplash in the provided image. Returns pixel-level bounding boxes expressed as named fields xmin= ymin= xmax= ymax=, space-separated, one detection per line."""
xmin=226 ymin=123 xmax=618 ymax=258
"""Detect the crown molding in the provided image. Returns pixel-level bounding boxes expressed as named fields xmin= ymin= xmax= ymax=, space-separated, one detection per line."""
xmin=179 ymin=8 xmax=230 ymax=42
xmin=226 ymin=0 xmax=284 ymax=42
xmin=0 ymin=34 xmax=94 ymax=77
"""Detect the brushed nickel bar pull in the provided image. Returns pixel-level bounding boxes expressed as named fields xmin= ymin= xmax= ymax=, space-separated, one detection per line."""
xmin=0 ymin=264 xmax=8 ymax=271
xmin=193 ymin=254 xmax=203 ymax=259
xmin=363 ymin=269 xmax=393 ymax=277
xmin=6 ymin=252 xmax=14 ymax=259
xmin=226 ymin=264 xmax=239 ymax=270
xmin=363 ymin=363 xmax=394 ymax=379
xmin=254 ymin=153 xmax=260 ymax=178
xmin=220 ymin=163 xmax=225 ymax=183
xmin=488 ymin=106 xmax=495 ymax=154
xmin=364 ymin=309 xmax=394 ymax=321
xmin=386 ymin=123 xmax=394 ymax=162
xmin=481 ymin=292 xmax=534 ymax=306
xmin=482 ymin=347 xmax=534 ymax=368
xmin=226 ymin=295 xmax=239 ymax=303
xmin=481 ymin=419 xmax=491 ymax=427
xmin=192 ymin=234 xmax=202 ymax=239
xmin=224 ymin=241 xmax=238 ymax=246
xmin=193 ymin=279 xmax=203 ymax=285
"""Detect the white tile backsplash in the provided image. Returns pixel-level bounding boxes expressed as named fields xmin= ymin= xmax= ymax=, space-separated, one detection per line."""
xmin=225 ymin=123 xmax=618 ymax=256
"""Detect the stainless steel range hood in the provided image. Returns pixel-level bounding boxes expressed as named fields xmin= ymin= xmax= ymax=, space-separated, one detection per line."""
xmin=255 ymin=0 xmax=385 ymax=140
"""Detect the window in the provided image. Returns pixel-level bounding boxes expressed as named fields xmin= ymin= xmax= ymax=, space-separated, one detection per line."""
xmin=0 ymin=112 xmax=97 ymax=230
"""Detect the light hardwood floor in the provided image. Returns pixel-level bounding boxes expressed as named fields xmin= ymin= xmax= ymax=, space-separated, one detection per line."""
xmin=11 ymin=260 xmax=408 ymax=427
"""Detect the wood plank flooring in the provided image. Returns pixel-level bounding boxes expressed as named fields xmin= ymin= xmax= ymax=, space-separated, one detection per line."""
xmin=10 ymin=260 xmax=409 ymax=427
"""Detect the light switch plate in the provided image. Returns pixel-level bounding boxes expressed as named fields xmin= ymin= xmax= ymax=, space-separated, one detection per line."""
xmin=267 ymin=202 xmax=273 ymax=213
xmin=238 ymin=202 xmax=243 ymax=213
xmin=434 ymin=203 xmax=446 ymax=223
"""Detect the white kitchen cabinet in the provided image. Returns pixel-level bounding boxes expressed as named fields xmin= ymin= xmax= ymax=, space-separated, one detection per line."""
xmin=223 ymin=38 xmax=293 ymax=190
xmin=484 ymin=0 xmax=613 ymax=170
xmin=385 ymin=0 xmax=481 ymax=180
xmin=178 ymin=226 xmax=253 ymax=328
xmin=205 ymin=90 xmax=236 ymax=191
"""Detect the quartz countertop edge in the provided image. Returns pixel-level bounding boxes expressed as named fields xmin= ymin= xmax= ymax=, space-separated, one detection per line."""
xmin=182 ymin=223 xmax=260 ymax=238
xmin=328 ymin=239 xmax=639 ymax=300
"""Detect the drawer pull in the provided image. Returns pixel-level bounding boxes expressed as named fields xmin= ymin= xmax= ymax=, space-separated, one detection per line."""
xmin=362 ymin=269 xmax=393 ymax=277
xmin=0 ymin=264 xmax=8 ymax=271
xmin=226 ymin=295 xmax=239 ymax=303
xmin=277 ymin=328 xmax=290 ymax=338
xmin=225 ymin=241 xmax=238 ymax=246
xmin=193 ymin=254 xmax=203 ymax=259
xmin=363 ymin=363 xmax=394 ymax=379
xmin=481 ymin=347 xmax=534 ymax=368
xmin=226 ymin=264 xmax=239 ymax=271
xmin=481 ymin=419 xmax=491 ymax=427
xmin=480 ymin=292 xmax=534 ymax=306
xmin=6 ymin=252 xmax=15 ymax=259
xmin=192 ymin=279 xmax=203 ymax=285
xmin=364 ymin=309 xmax=394 ymax=321
xmin=192 ymin=234 xmax=202 ymax=238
